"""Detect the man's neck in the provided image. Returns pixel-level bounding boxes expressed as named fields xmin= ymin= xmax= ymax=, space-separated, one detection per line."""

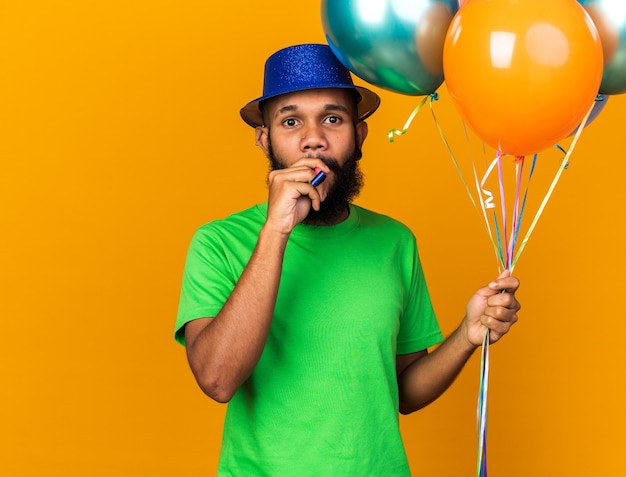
xmin=302 ymin=205 xmax=350 ymax=226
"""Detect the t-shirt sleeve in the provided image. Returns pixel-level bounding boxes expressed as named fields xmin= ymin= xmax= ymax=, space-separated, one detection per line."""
xmin=173 ymin=226 xmax=236 ymax=346
xmin=396 ymin=237 xmax=443 ymax=354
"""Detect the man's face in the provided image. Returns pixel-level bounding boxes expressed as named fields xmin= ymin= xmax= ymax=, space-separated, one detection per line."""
xmin=257 ymin=88 xmax=368 ymax=223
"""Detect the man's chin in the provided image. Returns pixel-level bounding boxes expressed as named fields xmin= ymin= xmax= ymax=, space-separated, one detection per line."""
xmin=303 ymin=205 xmax=349 ymax=225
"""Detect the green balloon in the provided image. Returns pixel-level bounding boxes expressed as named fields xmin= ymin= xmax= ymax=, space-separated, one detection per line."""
xmin=601 ymin=47 xmax=626 ymax=95
xmin=321 ymin=0 xmax=459 ymax=96
xmin=578 ymin=0 xmax=626 ymax=95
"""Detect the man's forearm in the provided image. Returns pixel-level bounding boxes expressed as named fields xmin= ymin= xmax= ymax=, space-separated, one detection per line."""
xmin=398 ymin=325 xmax=478 ymax=414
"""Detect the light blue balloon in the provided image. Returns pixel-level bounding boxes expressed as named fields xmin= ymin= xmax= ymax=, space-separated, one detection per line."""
xmin=568 ymin=94 xmax=609 ymax=136
xmin=578 ymin=0 xmax=626 ymax=95
xmin=321 ymin=0 xmax=459 ymax=96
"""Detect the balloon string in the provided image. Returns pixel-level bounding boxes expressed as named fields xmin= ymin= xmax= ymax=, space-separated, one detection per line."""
xmin=428 ymin=100 xmax=479 ymax=209
xmin=474 ymin=158 xmax=505 ymax=270
xmin=509 ymin=100 xmax=594 ymax=271
xmin=510 ymin=154 xmax=537 ymax=264
xmin=387 ymin=93 xmax=438 ymax=142
xmin=505 ymin=156 xmax=524 ymax=268
xmin=496 ymin=153 xmax=509 ymax=267
xmin=476 ymin=329 xmax=490 ymax=477
xmin=509 ymin=159 xmax=522 ymax=266
xmin=493 ymin=210 xmax=505 ymax=271
xmin=475 ymin=102 xmax=592 ymax=476
xmin=433 ymin=110 xmax=505 ymax=271
xmin=391 ymin=96 xmax=506 ymax=265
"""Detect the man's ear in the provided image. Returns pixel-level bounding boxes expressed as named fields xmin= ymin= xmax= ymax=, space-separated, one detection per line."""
xmin=356 ymin=120 xmax=368 ymax=149
xmin=255 ymin=126 xmax=270 ymax=157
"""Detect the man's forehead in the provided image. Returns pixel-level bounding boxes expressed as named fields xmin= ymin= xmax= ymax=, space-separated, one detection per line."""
xmin=266 ymin=88 xmax=356 ymax=112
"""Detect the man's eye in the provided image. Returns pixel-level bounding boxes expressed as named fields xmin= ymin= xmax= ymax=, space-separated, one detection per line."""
xmin=283 ymin=118 xmax=298 ymax=127
xmin=326 ymin=116 xmax=341 ymax=124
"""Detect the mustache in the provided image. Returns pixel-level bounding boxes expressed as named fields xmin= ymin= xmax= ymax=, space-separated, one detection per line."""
xmin=270 ymin=153 xmax=344 ymax=174
xmin=304 ymin=148 xmax=362 ymax=163
xmin=303 ymin=155 xmax=342 ymax=174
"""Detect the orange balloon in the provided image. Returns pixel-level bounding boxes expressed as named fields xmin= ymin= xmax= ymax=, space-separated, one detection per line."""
xmin=443 ymin=0 xmax=603 ymax=156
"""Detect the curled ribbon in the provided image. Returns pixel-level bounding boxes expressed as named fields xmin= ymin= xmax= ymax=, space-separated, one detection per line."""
xmin=387 ymin=93 xmax=439 ymax=142
xmin=478 ymin=157 xmax=499 ymax=210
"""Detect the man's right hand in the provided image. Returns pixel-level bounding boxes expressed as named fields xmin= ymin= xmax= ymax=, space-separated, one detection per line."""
xmin=265 ymin=158 xmax=330 ymax=234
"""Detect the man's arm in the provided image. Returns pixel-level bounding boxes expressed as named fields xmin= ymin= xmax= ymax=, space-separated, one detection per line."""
xmin=184 ymin=225 xmax=288 ymax=403
xmin=397 ymin=272 xmax=520 ymax=414
xmin=183 ymin=158 xmax=330 ymax=403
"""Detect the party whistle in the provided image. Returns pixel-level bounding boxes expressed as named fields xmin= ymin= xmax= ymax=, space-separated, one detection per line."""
xmin=310 ymin=167 xmax=326 ymax=187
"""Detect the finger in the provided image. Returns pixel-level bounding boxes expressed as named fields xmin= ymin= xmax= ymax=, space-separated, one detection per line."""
xmin=271 ymin=164 xmax=331 ymax=187
xmin=290 ymin=182 xmax=322 ymax=208
xmin=488 ymin=274 xmax=520 ymax=294
xmin=269 ymin=166 xmax=314 ymax=184
xmin=289 ymin=158 xmax=331 ymax=176
xmin=267 ymin=174 xmax=323 ymax=213
xmin=307 ymin=187 xmax=323 ymax=211
xmin=484 ymin=294 xmax=521 ymax=319
xmin=481 ymin=306 xmax=519 ymax=337
xmin=496 ymin=269 xmax=511 ymax=279
xmin=484 ymin=302 xmax=520 ymax=322
xmin=482 ymin=316 xmax=515 ymax=342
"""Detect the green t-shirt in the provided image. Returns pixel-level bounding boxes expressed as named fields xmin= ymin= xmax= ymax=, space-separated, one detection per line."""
xmin=175 ymin=203 xmax=443 ymax=476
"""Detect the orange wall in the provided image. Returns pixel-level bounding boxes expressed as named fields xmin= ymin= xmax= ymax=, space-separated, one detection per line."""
xmin=1 ymin=1 xmax=624 ymax=476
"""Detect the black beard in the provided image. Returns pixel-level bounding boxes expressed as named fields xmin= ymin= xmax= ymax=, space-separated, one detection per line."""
xmin=268 ymin=139 xmax=364 ymax=225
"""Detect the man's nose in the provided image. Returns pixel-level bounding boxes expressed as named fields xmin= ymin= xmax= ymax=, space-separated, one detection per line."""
xmin=300 ymin=124 xmax=328 ymax=151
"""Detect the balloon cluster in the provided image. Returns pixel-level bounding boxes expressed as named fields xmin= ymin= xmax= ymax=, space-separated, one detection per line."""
xmin=322 ymin=0 xmax=459 ymax=96
xmin=322 ymin=0 xmax=626 ymax=157
xmin=323 ymin=7 xmax=624 ymax=477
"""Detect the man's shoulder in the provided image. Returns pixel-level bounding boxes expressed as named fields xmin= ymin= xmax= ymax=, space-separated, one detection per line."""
xmin=352 ymin=204 xmax=414 ymax=235
xmin=199 ymin=203 xmax=265 ymax=228
xmin=193 ymin=203 xmax=266 ymax=240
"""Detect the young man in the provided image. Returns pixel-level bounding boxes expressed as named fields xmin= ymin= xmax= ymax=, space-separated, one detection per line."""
xmin=175 ymin=44 xmax=520 ymax=476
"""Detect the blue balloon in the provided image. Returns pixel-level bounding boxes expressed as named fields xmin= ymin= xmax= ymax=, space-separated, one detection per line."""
xmin=321 ymin=0 xmax=459 ymax=96
xmin=578 ymin=0 xmax=626 ymax=95
xmin=568 ymin=94 xmax=609 ymax=136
